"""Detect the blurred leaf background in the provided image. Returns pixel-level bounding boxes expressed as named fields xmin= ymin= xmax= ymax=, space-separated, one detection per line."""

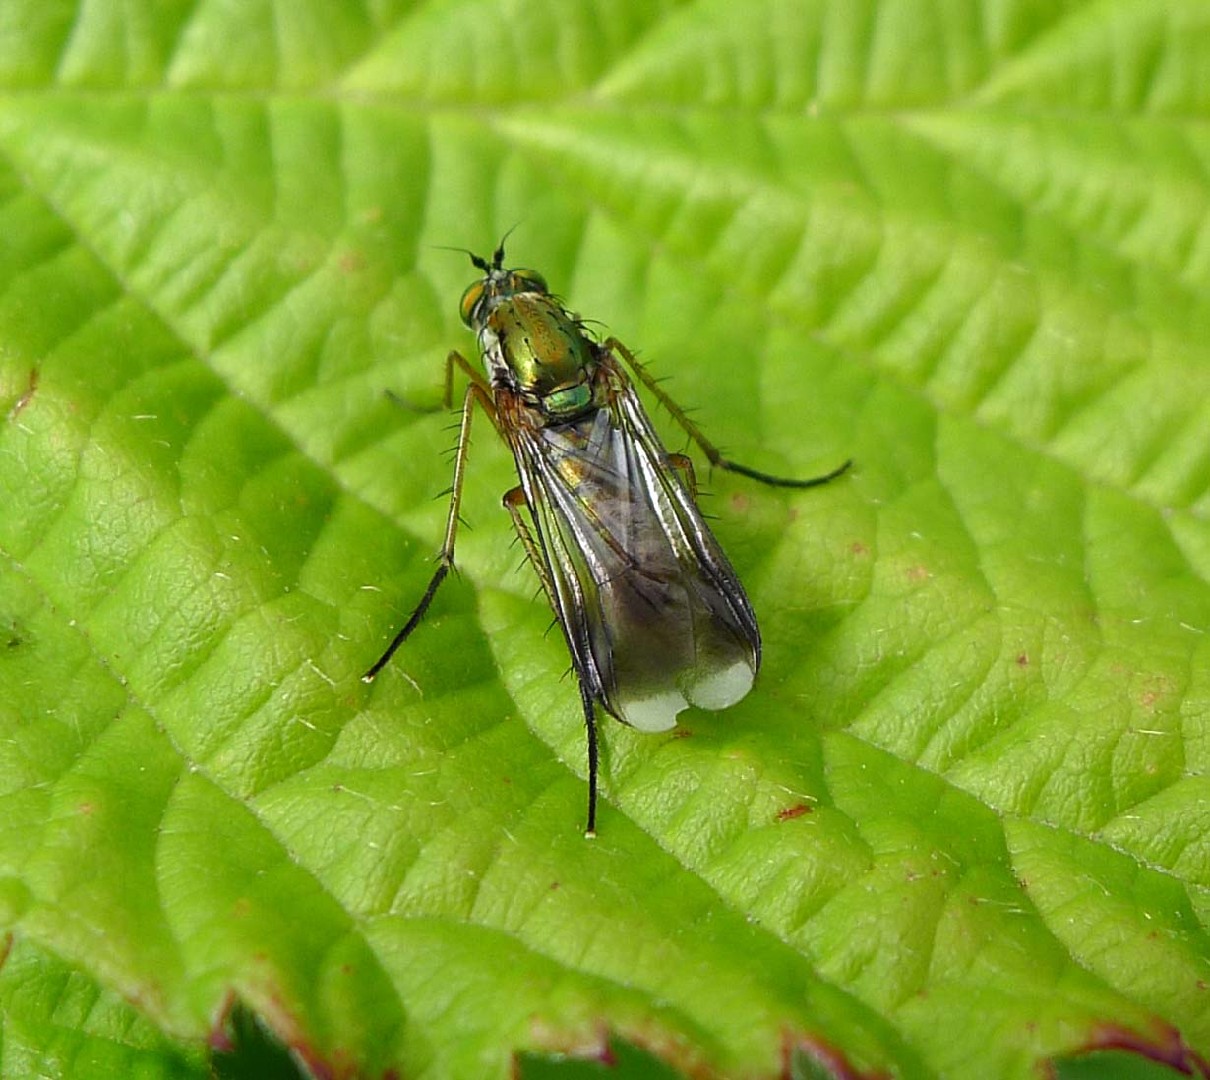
xmin=0 ymin=1 xmax=1207 ymax=1078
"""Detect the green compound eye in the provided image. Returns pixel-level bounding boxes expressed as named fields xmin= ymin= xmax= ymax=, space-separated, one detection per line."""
xmin=459 ymin=280 xmax=486 ymax=326
xmin=510 ymin=269 xmax=548 ymax=294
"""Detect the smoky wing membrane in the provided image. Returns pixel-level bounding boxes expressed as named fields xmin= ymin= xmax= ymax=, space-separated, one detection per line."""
xmin=514 ymin=374 xmax=760 ymax=734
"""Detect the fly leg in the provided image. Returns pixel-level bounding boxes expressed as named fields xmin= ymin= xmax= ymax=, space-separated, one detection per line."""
xmin=577 ymin=679 xmax=600 ymax=840
xmin=665 ymin=452 xmax=698 ymax=500
xmin=444 ymin=348 xmax=490 ymax=407
xmin=603 ymin=335 xmax=852 ymax=489
xmin=363 ymin=354 xmax=496 ymax=682
xmin=503 ymin=487 xmax=600 ymax=837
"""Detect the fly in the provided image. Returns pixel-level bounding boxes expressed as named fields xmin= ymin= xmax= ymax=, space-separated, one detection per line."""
xmin=363 ymin=242 xmax=850 ymax=835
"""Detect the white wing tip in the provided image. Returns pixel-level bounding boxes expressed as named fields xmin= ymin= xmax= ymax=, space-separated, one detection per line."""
xmin=614 ymin=657 xmax=756 ymax=731
xmin=686 ymin=659 xmax=755 ymax=711
xmin=617 ymin=688 xmax=686 ymax=732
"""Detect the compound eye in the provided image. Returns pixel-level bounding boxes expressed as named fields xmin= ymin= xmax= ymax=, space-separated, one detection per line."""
xmin=511 ymin=269 xmax=548 ymax=294
xmin=459 ymin=281 xmax=486 ymax=326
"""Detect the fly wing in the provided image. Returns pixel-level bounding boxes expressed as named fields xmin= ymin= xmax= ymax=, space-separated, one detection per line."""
xmin=511 ymin=379 xmax=760 ymax=733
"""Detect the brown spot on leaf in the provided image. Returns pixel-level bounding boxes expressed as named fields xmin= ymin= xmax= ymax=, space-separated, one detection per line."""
xmin=776 ymin=803 xmax=812 ymax=823
xmin=6 ymin=367 xmax=38 ymax=421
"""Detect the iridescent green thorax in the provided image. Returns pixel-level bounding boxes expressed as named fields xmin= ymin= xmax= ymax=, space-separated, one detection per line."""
xmin=484 ymin=292 xmax=595 ymax=417
xmin=461 ymin=263 xmax=597 ymax=421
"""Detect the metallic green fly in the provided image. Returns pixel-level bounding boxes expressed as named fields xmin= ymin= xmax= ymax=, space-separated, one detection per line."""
xmin=364 ymin=242 xmax=850 ymax=835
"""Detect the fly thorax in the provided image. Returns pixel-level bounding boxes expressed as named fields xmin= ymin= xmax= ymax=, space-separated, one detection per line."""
xmin=487 ymin=294 xmax=595 ymax=402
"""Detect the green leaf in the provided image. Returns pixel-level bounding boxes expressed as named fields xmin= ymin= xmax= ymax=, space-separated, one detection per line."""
xmin=0 ymin=938 xmax=206 ymax=1079
xmin=1 ymin=1 xmax=1208 ymax=1077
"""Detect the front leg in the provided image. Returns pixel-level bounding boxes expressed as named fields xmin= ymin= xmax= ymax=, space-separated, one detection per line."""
xmin=363 ymin=374 xmax=497 ymax=682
